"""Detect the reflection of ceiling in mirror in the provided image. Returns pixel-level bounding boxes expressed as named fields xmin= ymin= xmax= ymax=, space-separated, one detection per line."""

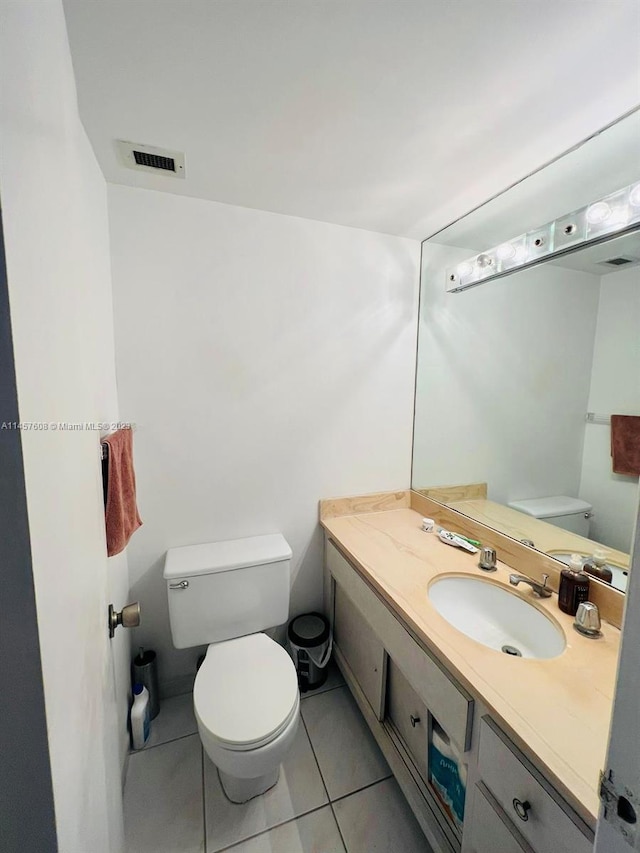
xmin=549 ymin=231 xmax=640 ymax=275
xmin=433 ymin=108 xmax=640 ymax=251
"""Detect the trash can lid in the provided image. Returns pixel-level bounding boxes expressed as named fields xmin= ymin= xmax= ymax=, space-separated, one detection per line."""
xmin=288 ymin=612 xmax=330 ymax=648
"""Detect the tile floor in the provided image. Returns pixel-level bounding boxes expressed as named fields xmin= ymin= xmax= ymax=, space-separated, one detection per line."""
xmin=123 ymin=662 xmax=432 ymax=853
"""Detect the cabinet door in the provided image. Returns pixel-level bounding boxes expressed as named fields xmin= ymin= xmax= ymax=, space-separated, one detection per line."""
xmin=478 ymin=718 xmax=593 ymax=853
xmin=334 ymin=583 xmax=386 ymax=718
xmin=386 ymin=658 xmax=428 ymax=783
xmin=467 ymin=783 xmax=533 ymax=853
xmin=326 ymin=539 xmax=473 ymax=750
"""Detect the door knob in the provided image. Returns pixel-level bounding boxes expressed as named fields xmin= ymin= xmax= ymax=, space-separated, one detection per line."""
xmin=108 ymin=602 xmax=140 ymax=639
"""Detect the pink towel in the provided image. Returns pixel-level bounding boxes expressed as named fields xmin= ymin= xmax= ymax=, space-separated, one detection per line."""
xmin=103 ymin=428 xmax=142 ymax=556
xmin=611 ymin=415 xmax=640 ymax=477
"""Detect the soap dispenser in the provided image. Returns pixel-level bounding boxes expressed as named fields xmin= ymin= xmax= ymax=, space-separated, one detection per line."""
xmin=582 ymin=549 xmax=613 ymax=584
xmin=558 ymin=554 xmax=590 ymax=616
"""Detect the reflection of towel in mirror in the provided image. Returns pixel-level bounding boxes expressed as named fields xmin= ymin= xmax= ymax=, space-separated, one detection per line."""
xmin=611 ymin=415 xmax=640 ymax=477
xmin=103 ymin=428 xmax=143 ymax=556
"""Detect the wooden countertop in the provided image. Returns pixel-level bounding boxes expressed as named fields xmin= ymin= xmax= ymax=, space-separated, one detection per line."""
xmin=321 ymin=505 xmax=620 ymax=828
xmin=447 ymin=498 xmax=630 ymax=569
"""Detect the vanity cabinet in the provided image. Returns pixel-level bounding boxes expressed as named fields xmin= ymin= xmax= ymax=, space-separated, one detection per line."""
xmin=324 ymin=536 xmax=596 ymax=853
xmin=467 ymin=783 xmax=533 ymax=853
xmin=333 ymin=583 xmax=386 ymax=718
xmin=475 ymin=718 xmax=593 ymax=853
xmin=386 ymin=659 xmax=429 ymax=784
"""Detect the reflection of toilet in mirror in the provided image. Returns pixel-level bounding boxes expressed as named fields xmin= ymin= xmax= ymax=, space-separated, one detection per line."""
xmin=507 ymin=496 xmax=592 ymax=537
xmin=163 ymin=534 xmax=299 ymax=804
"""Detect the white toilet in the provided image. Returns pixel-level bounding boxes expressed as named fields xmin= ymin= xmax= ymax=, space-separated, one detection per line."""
xmin=163 ymin=533 xmax=299 ymax=804
xmin=508 ymin=495 xmax=593 ymax=537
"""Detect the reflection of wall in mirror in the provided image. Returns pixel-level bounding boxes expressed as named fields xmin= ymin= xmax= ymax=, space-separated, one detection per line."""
xmin=579 ymin=264 xmax=640 ymax=552
xmin=412 ymin=241 xmax=638 ymax=555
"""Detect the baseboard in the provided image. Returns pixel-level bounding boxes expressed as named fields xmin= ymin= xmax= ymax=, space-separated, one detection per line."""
xmin=160 ymin=672 xmax=195 ymax=699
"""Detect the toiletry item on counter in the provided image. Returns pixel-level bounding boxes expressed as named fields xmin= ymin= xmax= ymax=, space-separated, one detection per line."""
xmin=429 ymin=718 xmax=466 ymax=833
xmin=582 ymin=549 xmax=613 ymax=584
xmin=438 ymin=529 xmax=479 ymax=553
xmin=131 ymin=683 xmax=151 ymax=750
xmin=478 ymin=547 xmax=497 ymax=571
xmin=558 ymin=554 xmax=590 ymax=616
xmin=574 ymin=601 xmax=602 ymax=638
xmin=421 ymin=517 xmax=435 ymax=532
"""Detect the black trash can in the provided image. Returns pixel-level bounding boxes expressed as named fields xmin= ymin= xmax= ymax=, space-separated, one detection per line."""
xmin=132 ymin=648 xmax=160 ymax=719
xmin=287 ymin=613 xmax=332 ymax=692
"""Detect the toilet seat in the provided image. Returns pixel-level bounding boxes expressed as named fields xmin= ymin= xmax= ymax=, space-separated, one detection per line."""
xmin=194 ymin=633 xmax=299 ymax=752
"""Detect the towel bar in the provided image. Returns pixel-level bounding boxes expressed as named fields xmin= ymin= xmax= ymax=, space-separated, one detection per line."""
xmin=585 ymin=412 xmax=610 ymax=425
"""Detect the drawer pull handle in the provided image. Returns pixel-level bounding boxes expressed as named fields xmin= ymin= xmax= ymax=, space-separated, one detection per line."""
xmin=410 ymin=715 xmax=421 ymax=727
xmin=513 ymin=798 xmax=531 ymax=822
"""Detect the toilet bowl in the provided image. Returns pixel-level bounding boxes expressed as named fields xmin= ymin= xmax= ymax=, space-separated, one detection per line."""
xmin=194 ymin=632 xmax=300 ymax=803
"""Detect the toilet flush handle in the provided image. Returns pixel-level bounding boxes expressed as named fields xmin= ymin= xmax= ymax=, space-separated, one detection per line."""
xmin=169 ymin=580 xmax=189 ymax=590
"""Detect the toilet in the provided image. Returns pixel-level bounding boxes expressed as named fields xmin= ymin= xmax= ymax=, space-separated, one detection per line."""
xmin=507 ymin=495 xmax=593 ymax=537
xmin=163 ymin=533 xmax=299 ymax=803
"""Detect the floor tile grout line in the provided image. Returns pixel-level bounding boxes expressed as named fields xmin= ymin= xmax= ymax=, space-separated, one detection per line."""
xmin=300 ymin=713 xmax=332 ymax=803
xmin=130 ymin=729 xmax=199 ymax=755
xmin=328 ymin=801 xmax=349 ymax=853
xmin=300 ymin=712 xmax=350 ymax=852
xmin=201 ymin=745 xmax=207 ymax=853
xmin=212 ymin=803 xmax=333 ymax=853
xmin=299 ymin=681 xmax=345 ymax=701
xmin=204 ymin=717 xmax=331 ymax=853
xmin=301 ymin=684 xmax=393 ymax=805
xmin=330 ymin=773 xmax=394 ymax=806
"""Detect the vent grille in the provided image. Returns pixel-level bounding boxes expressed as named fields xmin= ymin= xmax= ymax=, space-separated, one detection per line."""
xmin=603 ymin=257 xmax=634 ymax=266
xmin=116 ymin=140 xmax=185 ymax=179
xmin=132 ymin=151 xmax=176 ymax=172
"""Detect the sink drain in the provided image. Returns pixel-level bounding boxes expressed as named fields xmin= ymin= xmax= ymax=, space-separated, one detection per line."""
xmin=501 ymin=644 xmax=523 ymax=657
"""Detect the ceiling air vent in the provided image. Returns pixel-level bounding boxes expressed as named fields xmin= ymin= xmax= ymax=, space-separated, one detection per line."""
xmin=599 ymin=256 xmax=637 ymax=267
xmin=116 ymin=141 xmax=186 ymax=179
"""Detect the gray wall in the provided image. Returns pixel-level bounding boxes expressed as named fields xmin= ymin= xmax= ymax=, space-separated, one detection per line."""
xmin=0 ymin=214 xmax=57 ymax=851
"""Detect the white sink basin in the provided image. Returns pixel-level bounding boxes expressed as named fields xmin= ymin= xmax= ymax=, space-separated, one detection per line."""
xmin=428 ymin=576 xmax=566 ymax=659
xmin=549 ymin=552 xmax=628 ymax=593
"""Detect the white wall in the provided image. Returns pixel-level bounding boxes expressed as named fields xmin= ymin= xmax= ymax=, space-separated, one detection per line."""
xmin=579 ymin=266 xmax=640 ymax=552
xmin=413 ymin=242 xmax=601 ymax=504
xmin=0 ymin=1 xmax=126 ymax=850
xmin=108 ymin=184 xmax=419 ymax=691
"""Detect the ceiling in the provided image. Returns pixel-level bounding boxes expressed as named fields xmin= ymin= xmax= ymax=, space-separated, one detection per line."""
xmin=63 ymin=0 xmax=640 ymax=240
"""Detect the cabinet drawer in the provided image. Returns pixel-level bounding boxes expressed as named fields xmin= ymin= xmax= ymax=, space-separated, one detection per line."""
xmin=334 ymin=584 xmax=386 ymax=718
xmin=467 ymin=783 xmax=532 ymax=853
xmin=327 ymin=540 xmax=473 ymax=751
xmin=478 ymin=718 xmax=593 ymax=853
xmin=386 ymin=659 xmax=428 ymax=782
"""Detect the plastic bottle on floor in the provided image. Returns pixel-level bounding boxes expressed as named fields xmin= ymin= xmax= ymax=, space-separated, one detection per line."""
xmin=131 ymin=683 xmax=151 ymax=750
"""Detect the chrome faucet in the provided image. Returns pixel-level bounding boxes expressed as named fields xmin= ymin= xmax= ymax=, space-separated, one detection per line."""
xmin=509 ymin=573 xmax=552 ymax=598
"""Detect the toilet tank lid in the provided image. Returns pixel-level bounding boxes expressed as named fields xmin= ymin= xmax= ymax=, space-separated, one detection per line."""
xmin=163 ymin=533 xmax=292 ymax=580
xmin=507 ymin=496 xmax=592 ymax=518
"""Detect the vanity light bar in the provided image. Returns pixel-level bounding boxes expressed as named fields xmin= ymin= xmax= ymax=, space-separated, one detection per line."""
xmin=445 ymin=181 xmax=640 ymax=292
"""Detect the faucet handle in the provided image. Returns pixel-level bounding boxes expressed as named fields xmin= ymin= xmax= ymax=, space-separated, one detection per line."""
xmin=574 ymin=602 xmax=602 ymax=637
xmin=478 ymin=547 xmax=497 ymax=572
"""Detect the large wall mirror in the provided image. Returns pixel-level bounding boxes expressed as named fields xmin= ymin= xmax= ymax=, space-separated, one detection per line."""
xmin=412 ymin=107 xmax=640 ymax=597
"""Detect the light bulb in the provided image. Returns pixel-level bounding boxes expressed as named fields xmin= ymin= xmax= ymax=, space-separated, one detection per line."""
xmin=629 ymin=184 xmax=640 ymax=207
xmin=586 ymin=201 xmax=611 ymax=225
xmin=457 ymin=262 xmax=473 ymax=278
xmin=497 ymin=243 xmax=515 ymax=261
xmin=476 ymin=253 xmax=493 ymax=268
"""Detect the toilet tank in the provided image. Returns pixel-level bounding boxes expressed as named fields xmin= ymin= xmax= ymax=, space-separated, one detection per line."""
xmin=164 ymin=534 xmax=292 ymax=649
xmin=507 ymin=496 xmax=592 ymax=537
